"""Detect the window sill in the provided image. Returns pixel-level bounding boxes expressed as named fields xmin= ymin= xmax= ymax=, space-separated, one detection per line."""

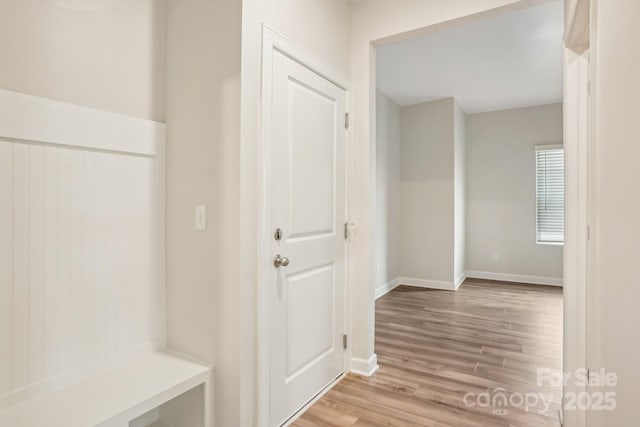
xmin=536 ymin=241 xmax=564 ymax=246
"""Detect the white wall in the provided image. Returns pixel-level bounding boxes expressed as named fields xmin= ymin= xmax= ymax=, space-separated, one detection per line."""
xmin=375 ymin=90 xmax=401 ymax=294
xmin=240 ymin=1 xmax=351 ymax=425
xmin=399 ymin=98 xmax=455 ymax=283
xmin=590 ymin=0 xmax=640 ymax=424
xmin=164 ymin=2 xmax=241 ymax=427
xmin=454 ymin=101 xmax=467 ymax=285
xmin=0 ymin=0 xmax=165 ymax=121
xmin=466 ymin=104 xmax=564 ymax=281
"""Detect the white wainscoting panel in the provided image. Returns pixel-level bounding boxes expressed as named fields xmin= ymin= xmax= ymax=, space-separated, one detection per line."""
xmin=0 ymin=90 xmax=165 ymax=401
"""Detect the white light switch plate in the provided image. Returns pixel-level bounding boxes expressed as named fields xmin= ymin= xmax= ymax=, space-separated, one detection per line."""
xmin=195 ymin=205 xmax=207 ymax=230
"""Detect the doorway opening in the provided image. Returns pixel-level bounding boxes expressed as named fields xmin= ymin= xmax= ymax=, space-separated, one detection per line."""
xmin=373 ymin=2 xmax=565 ymax=425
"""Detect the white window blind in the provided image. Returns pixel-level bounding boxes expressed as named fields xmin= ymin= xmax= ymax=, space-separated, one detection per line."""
xmin=536 ymin=146 xmax=565 ymax=244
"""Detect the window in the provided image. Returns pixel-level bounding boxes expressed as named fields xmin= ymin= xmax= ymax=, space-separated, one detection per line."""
xmin=536 ymin=146 xmax=564 ymax=245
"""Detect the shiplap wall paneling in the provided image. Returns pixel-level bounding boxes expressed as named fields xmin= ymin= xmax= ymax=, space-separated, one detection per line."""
xmin=0 ymin=141 xmax=13 ymax=393
xmin=0 ymin=140 xmax=163 ymax=397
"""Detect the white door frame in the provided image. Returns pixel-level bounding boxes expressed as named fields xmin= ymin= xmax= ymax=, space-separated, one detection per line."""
xmin=257 ymin=25 xmax=351 ymax=427
xmin=562 ymin=46 xmax=590 ymax=427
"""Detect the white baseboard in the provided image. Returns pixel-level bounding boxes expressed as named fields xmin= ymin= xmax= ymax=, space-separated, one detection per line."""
xmin=375 ymin=276 xmax=456 ymax=300
xmin=374 ymin=278 xmax=402 ymax=299
xmin=465 ymin=270 xmax=563 ymax=287
xmin=454 ymin=272 xmax=467 ymax=289
xmin=350 ymin=354 xmax=378 ymax=377
xmin=396 ymin=276 xmax=457 ymax=291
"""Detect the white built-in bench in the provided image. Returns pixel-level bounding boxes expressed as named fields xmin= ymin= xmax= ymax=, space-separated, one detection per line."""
xmin=0 ymin=90 xmax=212 ymax=427
xmin=0 ymin=350 xmax=212 ymax=427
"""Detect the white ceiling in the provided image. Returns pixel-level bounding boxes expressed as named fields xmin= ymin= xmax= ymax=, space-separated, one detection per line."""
xmin=376 ymin=1 xmax=564 ymax=113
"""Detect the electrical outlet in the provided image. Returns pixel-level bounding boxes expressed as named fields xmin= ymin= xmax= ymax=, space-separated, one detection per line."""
xmin=492 ymin=252 xmax=500 ymax=261
xmin=195 ymin=205 xmax=207 ymax=230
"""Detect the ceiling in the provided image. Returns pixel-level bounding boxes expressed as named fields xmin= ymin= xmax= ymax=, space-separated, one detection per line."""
xmin=376 ymin=1 xmax=564 ymax=114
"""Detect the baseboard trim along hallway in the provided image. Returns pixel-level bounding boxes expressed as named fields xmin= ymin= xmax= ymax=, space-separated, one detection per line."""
xmin=350 ymin=354 xmax=379 ymax=377
xmin=376 ymin=275 xmax=463 ymax=299
xmin=376 ymin=271 xmax=562 ymax=299
xmin=375 ymin=278 xmax=403 ymax=299
xmin=466 ymin=270 xmax=563 ymax=287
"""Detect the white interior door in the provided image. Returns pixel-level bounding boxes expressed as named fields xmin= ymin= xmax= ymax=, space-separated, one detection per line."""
xmin=268 ymin=49 xmax=347 ymax=426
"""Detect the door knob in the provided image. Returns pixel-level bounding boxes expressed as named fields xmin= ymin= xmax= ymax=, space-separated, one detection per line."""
xmin=273 ymin=254 xmax=290 ymax=268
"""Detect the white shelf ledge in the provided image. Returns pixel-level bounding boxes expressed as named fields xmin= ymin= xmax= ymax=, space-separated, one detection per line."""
xmin=0 ymin=350 xmax=212 ymax=427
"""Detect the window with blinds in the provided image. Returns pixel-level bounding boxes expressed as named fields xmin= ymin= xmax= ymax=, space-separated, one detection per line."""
xmin=536 ymin=146 xmax=565 ymax=244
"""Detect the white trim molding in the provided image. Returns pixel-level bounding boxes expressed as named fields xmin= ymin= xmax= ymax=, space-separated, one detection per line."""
xmin=376 ymin=275 xmax=467 ymax=297
xmin=374 ymin=278 xmax=402 ymax=299
xmin=350 ymin=354 xmax=378 ymax=377
xmin=466 ymin=271 xmax=563 ymax=287
xmin=0 ymin=89 xmax=164 ymax=156
xmin=395 ymin=276 xmax=458 ymax=291
xmin=262 ymin=26 xmax=349 ymax=91
xmin=454 ymin=272 xmax=468 ymax=289
xmin=562 ymin=46 xmax=590 ymax=427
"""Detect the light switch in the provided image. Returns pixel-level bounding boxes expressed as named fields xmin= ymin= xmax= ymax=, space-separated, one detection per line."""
xmin=195 ymin=205 xmax=207 ymax=230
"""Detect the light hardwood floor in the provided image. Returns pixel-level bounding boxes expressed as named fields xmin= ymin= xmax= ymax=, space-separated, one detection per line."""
xmin=292 ymin=279 xmax=563 ymax=427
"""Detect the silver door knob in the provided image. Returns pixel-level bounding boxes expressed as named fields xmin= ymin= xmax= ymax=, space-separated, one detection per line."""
xmin=273 ymin=254 xmax=290 ymax=268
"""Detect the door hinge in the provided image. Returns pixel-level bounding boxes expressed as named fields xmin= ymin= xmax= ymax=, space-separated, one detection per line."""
xmin=345 ymin=113 xmax=349 ymax=130
xmin=343 ymin=334 xmax=348 ymax=349
xmin=344 ymin=222 xmax=349 ymax=240
xmin=587 ymin=225 xmax=591 ymax=240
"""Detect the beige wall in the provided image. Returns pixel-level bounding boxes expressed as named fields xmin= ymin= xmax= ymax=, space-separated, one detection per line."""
xmin=399 ymin=98 xmax=456 ymax=282
xmin=590 ymin=0 xmax=640 ymax=424
xmin=375 ymin=90 xmax=401 ymax=292
xmin=164 ymin=1 xmax=241 ymax=427
xmin=380 ymin=101 xmax=561 ymax=286
xmin=388 ymin=97 xmax=466 ymax=286
xmin=0 ymin=0 xmax=165 ymax=121
xmin=453 ymin=100 xmax=467 ymax=284
xmin=466 ymin=104 xmax=564 ymax=280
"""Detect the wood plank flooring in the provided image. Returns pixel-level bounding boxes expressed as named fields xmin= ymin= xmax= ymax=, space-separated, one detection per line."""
xmin=292 ymin=279 xmax=563 ymax=427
